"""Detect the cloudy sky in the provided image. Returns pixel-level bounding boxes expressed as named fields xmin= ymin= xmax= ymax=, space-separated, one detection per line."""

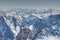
xmin=0 ymin=0 xmax=60 ymax=9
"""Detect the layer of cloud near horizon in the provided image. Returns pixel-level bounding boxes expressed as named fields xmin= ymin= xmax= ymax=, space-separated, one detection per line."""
xmin=0 ymin=0 xmax=60 ymax=9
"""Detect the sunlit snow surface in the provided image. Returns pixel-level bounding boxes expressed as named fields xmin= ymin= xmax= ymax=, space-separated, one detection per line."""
xmin=0 ymin=8 xmax=60 ymax=40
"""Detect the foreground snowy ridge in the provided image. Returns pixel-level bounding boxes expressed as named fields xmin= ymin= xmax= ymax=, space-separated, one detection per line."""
xmin=0 ymin=8 xmax=60 ymax=40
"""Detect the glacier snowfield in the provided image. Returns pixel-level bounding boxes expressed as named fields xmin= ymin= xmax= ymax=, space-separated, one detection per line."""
xmin=0 ymin=8 xmax=60 ymax=40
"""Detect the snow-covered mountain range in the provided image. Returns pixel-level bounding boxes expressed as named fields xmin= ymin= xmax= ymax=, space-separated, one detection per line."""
xmin=0 ymin=8 xmax=60 ymax=40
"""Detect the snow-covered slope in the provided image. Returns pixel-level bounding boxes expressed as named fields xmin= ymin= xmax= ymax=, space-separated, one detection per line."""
xmin=0 ymin=8 xmax=60 ymax=40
